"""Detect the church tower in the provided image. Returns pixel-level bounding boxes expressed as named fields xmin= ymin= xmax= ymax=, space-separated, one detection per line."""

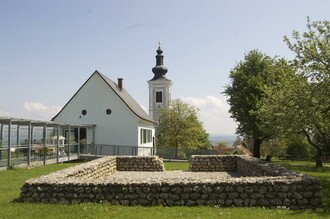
xmin=148 ymin=45 xmax=172 ymax=122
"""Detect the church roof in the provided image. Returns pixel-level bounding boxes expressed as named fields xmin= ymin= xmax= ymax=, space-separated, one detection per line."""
xmin=150 ymin=45 xmax=169 ymax=81
xmin=148 ymin=75 xmax=172 ymax=82
xmin=52 ymin=70 xmax=156 ymax=124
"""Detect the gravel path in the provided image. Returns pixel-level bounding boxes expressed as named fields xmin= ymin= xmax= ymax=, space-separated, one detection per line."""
xmin=99 ymin=171 xmax=242 ymax=183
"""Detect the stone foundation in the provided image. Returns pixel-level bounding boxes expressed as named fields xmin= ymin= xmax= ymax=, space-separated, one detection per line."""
xmin=116 ymin=156 xmax=165 ymax=171
xmin=189 ymin=155 xmax=298 ymax=177
xmin=189 ymin=155 xmax=237 ymax=171
xmin=20 ymin=155 xmax=322 ymax=209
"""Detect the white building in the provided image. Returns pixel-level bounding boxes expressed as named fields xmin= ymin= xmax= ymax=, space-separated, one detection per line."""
xmin=52 ymin=70 xmax=156 ymax=155
xmin=148 ymin=45 xmax=172 ymax=122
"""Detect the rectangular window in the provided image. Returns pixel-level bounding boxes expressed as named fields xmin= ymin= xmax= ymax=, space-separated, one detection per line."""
xmin=156 ymin=91 xmax=163 ymax=103
xmin=140 ymin=129 xmax=152 ymax=144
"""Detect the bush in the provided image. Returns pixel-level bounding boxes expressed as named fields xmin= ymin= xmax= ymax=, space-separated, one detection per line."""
xmin=286 ymin=135 xmax=314 ymax=160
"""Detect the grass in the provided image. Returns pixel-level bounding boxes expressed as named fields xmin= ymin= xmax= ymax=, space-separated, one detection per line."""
xmin=273 ymin=159 xmax=330 ymax=211
xmin=163 ymin=161 xmax=189 ymax=171
xmin=0 ymin=160 xmax=329 ymax=219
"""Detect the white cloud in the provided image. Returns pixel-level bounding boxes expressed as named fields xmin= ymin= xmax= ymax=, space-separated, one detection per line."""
xmin=24 ymin=102 xmax=62 ymax=120
xmin=181 ymin=95 xmax=236 ymax=135
xmin=0 ymin=110 xmax=13 ymax=117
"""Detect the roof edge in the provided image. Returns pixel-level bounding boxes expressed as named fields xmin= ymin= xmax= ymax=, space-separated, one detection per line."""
xmin=52 ymin=70 xmax=100 ymax=121
xmin=97 ymin=72 xmax=157 ymax=124
xmin=52 ymin=70 xmax=156 ymax=125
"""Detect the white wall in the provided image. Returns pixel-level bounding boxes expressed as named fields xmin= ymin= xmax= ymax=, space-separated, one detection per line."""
xmin=54 ymin=73 xmax=153 ymax=147
xmin=138 ymin=124 xmax=155 ymax=147
xmin=148 ymin=79 xmax=172 ymax=122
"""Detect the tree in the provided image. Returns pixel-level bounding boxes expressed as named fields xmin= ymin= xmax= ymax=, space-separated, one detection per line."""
xmin=284 ymin=17 xmax=330 ymax=82
xmin=258 ymin=73 xmax=329 ymax=167
xmin=285 ymin=134 xmax=314 ymax=160
xmin=260 ymin=138 xmax=287 ymax=159
xmin=259 ymin=18 xmax=330 ymax=167
xmin=156 ymin=99 xmax=210 ymax=159
xmin=223 ymin=50 xmax=291 ymax=158
xmin=284 ymin=18 xmax=330 ymax=167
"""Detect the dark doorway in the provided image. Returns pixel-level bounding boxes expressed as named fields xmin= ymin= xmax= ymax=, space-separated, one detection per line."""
xmin=74 ymin=128 xmax=87 ymax=142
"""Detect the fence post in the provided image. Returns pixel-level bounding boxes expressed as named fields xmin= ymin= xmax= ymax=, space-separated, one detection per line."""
xmin=43 ymin=123 xmax=47 ymax=166
xmin=0 ymin=124 xmax=3 ymax=161
xmin=77 ymin=126 xmax=80 ymax=156
xmin=56 ymin=124 xmax=60 ymax=163
xmin=152 ymin=137 xmax=155 ymax=156
xmin=68 ymin=125 xmax=71 ymax=162
xmin=16 ymin=125 xmax=20 ymax=158
xmin=27 ymin=121 xmax=32 ymax=166
xmin=7 ymin=119 xmax=12 ymax=169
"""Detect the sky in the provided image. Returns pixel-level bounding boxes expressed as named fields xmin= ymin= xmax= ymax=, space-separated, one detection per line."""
xmin=1 ymin=0 xmax=329 ymax=135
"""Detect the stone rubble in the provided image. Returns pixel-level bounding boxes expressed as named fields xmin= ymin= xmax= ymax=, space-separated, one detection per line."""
xmin=20 ymin=155 xmax=322 ymax=209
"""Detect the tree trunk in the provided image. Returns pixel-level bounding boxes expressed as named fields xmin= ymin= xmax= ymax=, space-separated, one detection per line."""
xmin=253 ymin=138 xmax=262 ymax=158
xmin=315 ymin=147 xmax=323 ymax=168
xmin=174 ymin=142 xmax=179 ymax=159
xmin=303 ymin=130 xmax=323 ymax=168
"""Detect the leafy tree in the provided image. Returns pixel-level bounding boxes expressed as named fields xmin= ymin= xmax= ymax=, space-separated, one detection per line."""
xmin=156 ymin=99 xmax=210 ymax=159
xmin=260 ymin=138 xmax=287 ymax=158
xmin=259 ymin=18 xmax=330 ymax=167
xmin=223 ymin=50 xmax=292 ymax=158
xmin=285 ymin=134 xmax=314 ymax=160
xmin=284 ymin=17 xmax=330 ymax=82
xmin=286 ymin=18 xmax=330 ymax=166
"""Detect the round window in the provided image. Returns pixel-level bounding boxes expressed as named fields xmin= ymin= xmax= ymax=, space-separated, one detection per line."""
xmin=106 ymin=109 xmax=112 ymax=115
xmin=82 ymin=109 xmax=87 ymax=116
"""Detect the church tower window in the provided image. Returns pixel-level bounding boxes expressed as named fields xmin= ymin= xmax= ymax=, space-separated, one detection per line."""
xmin=156 ymin=91 xmax=163 ymax=103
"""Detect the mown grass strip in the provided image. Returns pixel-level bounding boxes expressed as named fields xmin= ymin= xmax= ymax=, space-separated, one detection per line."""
xmin=0 ymin=160 xmax=329 ymax=219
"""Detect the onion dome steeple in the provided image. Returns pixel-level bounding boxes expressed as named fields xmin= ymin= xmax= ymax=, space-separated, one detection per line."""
xmin=151 ymin=44 xmax=168 ymax=80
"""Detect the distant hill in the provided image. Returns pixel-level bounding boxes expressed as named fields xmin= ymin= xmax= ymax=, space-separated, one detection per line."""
xmin=209 ymin=134 xmax=237 ymax=146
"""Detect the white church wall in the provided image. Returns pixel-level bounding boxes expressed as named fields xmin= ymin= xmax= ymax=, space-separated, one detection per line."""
xmin=54 ymin=73 xmax=140 ymax=146
xmin=148 ymin=79 xmax=172 ymax=122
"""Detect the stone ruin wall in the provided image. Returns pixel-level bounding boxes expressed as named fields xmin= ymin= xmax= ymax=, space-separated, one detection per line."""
xmin=116 ymin=156 xmax=165 ymax=171
xmin=236 ymin=156 xmax=297 ymax=177
xmin=189 ymin=155 xmax=237 ymax=171
xmin=20 ymin=155 xmax=322 ymax=209
xmin=66 ymin=156 xmax=117 ymax=180
xmin=189 ymin=155 xmax=299 ymax=177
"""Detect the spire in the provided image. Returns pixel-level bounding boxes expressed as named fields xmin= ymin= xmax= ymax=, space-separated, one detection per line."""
xmin=151 ymin=43 xmax=168 ymax=80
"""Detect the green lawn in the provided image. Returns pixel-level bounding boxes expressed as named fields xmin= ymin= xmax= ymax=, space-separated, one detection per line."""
xmin=163 ymin=161 xmax=189 ymax=171
xmin=0 ymin=160 xmax=329 ymax=219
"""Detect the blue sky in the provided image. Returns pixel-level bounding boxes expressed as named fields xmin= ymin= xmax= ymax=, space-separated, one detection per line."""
xmin=1 ymin=0 xmax=329 ymax=135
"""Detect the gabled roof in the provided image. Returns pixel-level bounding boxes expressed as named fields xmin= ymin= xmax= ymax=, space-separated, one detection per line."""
xmin=52 ymin=70 xmax=156 ymax=124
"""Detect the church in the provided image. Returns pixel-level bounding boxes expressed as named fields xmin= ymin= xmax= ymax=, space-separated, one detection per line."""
xmin=52 ymin=46 xmax=172 ymax=155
